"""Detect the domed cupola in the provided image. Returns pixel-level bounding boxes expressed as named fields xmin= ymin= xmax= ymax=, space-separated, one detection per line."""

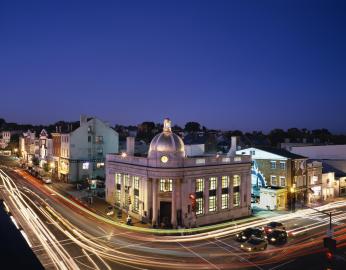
xmin=148 ymin=118 xmax=185 ymax=160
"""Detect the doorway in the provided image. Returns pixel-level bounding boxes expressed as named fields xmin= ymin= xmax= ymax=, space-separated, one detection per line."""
xmin=159 ymin=201 xmax=171 ymax=228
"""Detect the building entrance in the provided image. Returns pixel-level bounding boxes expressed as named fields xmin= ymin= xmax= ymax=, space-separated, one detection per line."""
xmin=159 ymin=201 xmax=171 ymax=228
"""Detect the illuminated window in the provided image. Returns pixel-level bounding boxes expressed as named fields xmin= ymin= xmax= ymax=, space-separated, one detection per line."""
xmin=133 ymin=196 xmax=139 ymax=212
xmin=196 ymin=198 xmax=204 ymax=215
xmin=133 ymin=176 xmax=139 ymax=190
xmin=96 ymin=162 xmax=104 ymax=168
xmin=209 ymin=196 xmax=216 ymax=212
xmin=233 ymin=192 xmax=240 ymax=207
xmin=124 ymin=174 xmax=130 ymax=186
xmin=221 ymin=176 xmax=229 ymax=188
xmin=195 ymin=178 xmax=204 ymax=192
xmin=115 ymin=173 xmax=121 ymax=185
xmin=115 ymin=190 xmax=121 ymax=205
xmin=82 ymin=162 xmax=89 ymax=170
xmin=209 ymin=177 xmax=217 ymax=190
xmin=160 ymin=179 xmax=172 ymax=192
xmin=233 ymin=175 xmax=241 ymax=187
xmin=221 ymin=194 xmax=229 ymax=209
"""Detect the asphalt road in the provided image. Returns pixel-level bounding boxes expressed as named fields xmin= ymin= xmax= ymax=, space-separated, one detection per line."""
xmin=1 ymin=156 xmax=346 ymax=270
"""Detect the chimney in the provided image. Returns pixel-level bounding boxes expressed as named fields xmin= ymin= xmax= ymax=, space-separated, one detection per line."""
xmin=59 ymin=126 xmax=62 ymax=133
xmin=80 ymin=115 xmax=88 ymax=126
xmin=126 ymin=137 xmax=135 ymax=156
xmin=228 ymin=136 xmax=237 ymax=156
xmin=56 ymin=126 xmax=58 ymax=132
xmin=302 ymin=138 xmax=307 ymax=144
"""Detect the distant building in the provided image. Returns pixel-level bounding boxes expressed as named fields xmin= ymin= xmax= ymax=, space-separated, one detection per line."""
xmin=289 ymin=145 xmax=346 ymax=196
xmin=0 ymin=131 xmax=11 ymax=148
xmin=58 ymin=115 xmax=119 ymax=182
xmin=106 ymin=118 xmax=252 ymax=228
xmin=236 ymin=147 xmax=308 ymax=210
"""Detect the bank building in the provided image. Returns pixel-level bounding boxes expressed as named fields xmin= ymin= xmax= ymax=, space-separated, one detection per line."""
xmin=105 ymin=119 xmax=252 ymax=228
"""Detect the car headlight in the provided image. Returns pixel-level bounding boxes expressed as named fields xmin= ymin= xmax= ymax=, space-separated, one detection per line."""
xmin=271 ymin=238 xmax=276 ymax=241
xmin=240 ymin=244 xmax=244 ymax=248
xmin=242 ymin=236 xmax=247 ymax=239
xmin=248 ymin=247 xmax=252 ymax=251
xmin=236 ymin=234 xmax=239 ymax=237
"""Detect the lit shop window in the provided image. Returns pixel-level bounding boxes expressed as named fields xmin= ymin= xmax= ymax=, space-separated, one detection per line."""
xmin=209 ymin=177 xmax=217 ymax=190
xmin=82 ymin=162 xmax=89 ymax=170
xmin=196 ymin=198 xmax=204 ymax=215
xmin=195 ymin=178 xmax=204 ymax=192
xmin=209 ymin=196 xmax=216 ymax=212
xmin=233 ymin=192 xmax=240 ymax=207
xmin=221 ymin=194 xmax=229 ymax=209
xmin=160 ymin=179 xmax=172 ymax=192
xmin=222 ymin=176 xmax=229 ymax=188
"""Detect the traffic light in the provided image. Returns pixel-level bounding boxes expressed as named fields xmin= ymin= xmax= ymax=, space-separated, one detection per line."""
xmin=323 ymin=237 xmax=336 ymax=253
xmin=326 ymin=251 xmax=333 ymax=262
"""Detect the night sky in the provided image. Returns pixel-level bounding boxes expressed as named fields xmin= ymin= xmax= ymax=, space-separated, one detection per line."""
xmin=1 ymin=0 xmax=345 ymax=132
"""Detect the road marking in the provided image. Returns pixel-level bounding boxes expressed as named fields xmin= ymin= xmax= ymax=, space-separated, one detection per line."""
xmin=177 ymin=242 xmax=220 ymax=270
xmin=97 ymin=226 xmax=108 ymax=234
xmin=214 ymin=239 xmax=263 ymax=270
xmin=268 ymin=259 xmax=295 ymax=270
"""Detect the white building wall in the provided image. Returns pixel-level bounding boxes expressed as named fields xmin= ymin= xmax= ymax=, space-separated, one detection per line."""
xmin=290 ymin=145 xmax=346 ymax=160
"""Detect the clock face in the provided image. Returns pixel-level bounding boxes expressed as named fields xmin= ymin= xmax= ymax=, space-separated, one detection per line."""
xmin=160 ymin=155 xmax=169 ymax=163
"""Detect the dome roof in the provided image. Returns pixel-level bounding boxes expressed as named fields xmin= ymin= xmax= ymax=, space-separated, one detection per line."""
xmin=148 ymin=119 xmax=185 ymax=158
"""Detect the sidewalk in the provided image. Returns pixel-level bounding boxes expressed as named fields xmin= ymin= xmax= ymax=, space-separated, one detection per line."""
xmin=51 ymin=182 xmax=149 ymax=228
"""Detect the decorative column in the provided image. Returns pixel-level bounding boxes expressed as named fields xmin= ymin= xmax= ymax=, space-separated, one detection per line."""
xmin=152 ymin=179 xmax=158 ymax=227
xmin=171 ymin=180 xmax=177 ymax=228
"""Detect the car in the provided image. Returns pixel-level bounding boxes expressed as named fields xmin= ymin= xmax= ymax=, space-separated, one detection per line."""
xmin=42 ymin=177 xmax=52 ymax=184
xmin=267 ymin=230 xmax=288 ymax=245
xmin=264 ymin=222 xmax=285 ymax=234
xmin=235 ymin=227 xmax=266 ymax=242
xmin=240 ymin=237 xmax=268 ymax=252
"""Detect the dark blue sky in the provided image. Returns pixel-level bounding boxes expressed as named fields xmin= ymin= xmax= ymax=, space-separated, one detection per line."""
xmin=1 ymin=0 xmax=345 ymax=132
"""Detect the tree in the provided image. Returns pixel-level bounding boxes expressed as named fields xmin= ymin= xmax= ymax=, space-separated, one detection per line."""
xmin=184 ymin=122 xmax=201 ymax=133
xmin=268 ymin=129 xmax=286 ymax=146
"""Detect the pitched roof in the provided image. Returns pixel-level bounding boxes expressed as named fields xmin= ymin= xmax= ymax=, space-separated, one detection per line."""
xmin=256 ymin=147 xmax=307 ymax=159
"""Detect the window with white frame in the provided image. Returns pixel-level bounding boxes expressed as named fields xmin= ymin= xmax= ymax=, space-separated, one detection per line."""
xmin=250 ymin=150 xmax=256 ymax=155
xmin=271 ymin=175 xmax=277 ymax=186
xmin=82 ymin=162 xmax=89 ymax=170
xmin=279 ymin=176 xmax=286 ymax=187
xmin=160 ymin=179 xmax=172 ymax=192
xmin=233 ymin=175 xmax=241 ymax=187
xmin=115 ymin=190 xmax=121 ymax=204
xmin=195 ymin=178 xmax=204 ymax=192
xmin=209 ymin=177 xmax=217 ymax=190
xmin=196 ymin=198 xmax=204 ymax=215
xmin=233 ymin=192 xmax=240 ymax=207
xmin=209 ymin=196 xmax=216 ymax=212
xmin=221 ymin=176 xmax=229 ymax=188
xmin=271 ymin=161 xmax=277 ymax=169
xmin=221 ymin=194 xmax=229 ymax=209
xmin=280 ymin=161 xmax=286 ymax=170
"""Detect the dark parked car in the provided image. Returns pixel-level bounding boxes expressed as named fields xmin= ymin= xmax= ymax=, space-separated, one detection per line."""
xmin=240 ymin=237 xmax=268 ymax=252
xmin=264 ymin=222 xmax=285 ymax=234
xmin=236 ymin=228 xmax=266 ymax=242
xmin=267 ymin=230 xmax=288 ymax=245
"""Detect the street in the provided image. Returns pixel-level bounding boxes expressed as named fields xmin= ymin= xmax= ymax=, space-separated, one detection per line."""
xmin=1 ymin=160 xmax=346 ymax=270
